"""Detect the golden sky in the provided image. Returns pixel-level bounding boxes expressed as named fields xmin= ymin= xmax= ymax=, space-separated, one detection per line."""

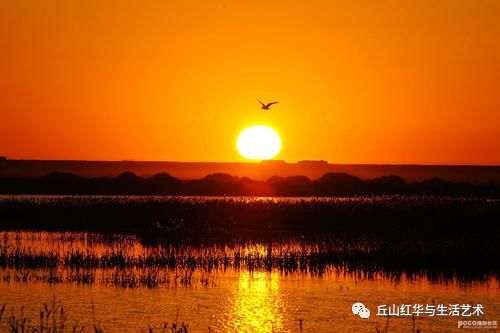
xmin=1 ymin=0 xmax=499 ymax=164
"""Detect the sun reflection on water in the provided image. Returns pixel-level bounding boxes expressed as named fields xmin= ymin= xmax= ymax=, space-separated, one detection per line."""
xmin=222 ymin=271 xmax=288 ymax=333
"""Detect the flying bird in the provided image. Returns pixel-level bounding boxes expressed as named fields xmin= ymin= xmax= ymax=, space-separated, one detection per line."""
xmin=258 ymin=100 xmax=279 ymax=110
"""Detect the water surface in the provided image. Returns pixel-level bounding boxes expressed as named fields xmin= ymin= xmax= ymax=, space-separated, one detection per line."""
xmin=0 ymin=231 xmax=497 ymax=332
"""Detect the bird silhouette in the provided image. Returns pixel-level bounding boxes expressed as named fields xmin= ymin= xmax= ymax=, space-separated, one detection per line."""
xmin=258 ymin=100 xmax=279 ymax=110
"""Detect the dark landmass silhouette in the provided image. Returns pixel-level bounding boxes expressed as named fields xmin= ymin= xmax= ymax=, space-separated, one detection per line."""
xmin=1 ymin=159 xmax=500 ymax=183
xmin=0 ymin=171 xmax=498 ymax=197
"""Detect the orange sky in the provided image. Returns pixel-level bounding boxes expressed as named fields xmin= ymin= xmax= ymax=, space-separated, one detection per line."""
xmin=0 ymin=0 xmax=499 ymax=165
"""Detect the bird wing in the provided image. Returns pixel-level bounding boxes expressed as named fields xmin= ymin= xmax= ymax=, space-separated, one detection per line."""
xmin=265 ymin=102 xmax=279 ymax=107
xmin=258 ymin=100 xmax=265 ymax=107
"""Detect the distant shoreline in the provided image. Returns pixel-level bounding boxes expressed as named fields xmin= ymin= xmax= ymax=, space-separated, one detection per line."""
xmin=0 ymin=171 xmax=499 ymax=197
xmin=2 ymin=159 xmax=500 ymax=183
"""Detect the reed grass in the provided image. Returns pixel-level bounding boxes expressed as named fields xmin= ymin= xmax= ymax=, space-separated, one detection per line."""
xmin=0 ymin=195 xmax=498 ymax=285
xmin=0 ymin=195 xmax=497 ymax=239
xmin=0 ymin=297 xmax=190 ymax=333
xmin=0 ymin=231 xmax=497 ymax=288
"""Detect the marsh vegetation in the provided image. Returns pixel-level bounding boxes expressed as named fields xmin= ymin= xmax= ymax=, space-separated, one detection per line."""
xmin=0 ymin=195 xmax=498 ymax=332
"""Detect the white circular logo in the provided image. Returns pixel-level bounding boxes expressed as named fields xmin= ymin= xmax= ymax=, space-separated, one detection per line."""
xmin=352 ymin=302 xmax=370 ymax=319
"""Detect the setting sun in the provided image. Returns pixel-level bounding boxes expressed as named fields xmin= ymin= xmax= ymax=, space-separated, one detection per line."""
xmin=237 ymin=126 xmax=282 ymax=160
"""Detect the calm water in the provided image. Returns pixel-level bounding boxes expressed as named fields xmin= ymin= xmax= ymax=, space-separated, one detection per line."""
xmin=0 ymin=231 xmax=498 ymax=332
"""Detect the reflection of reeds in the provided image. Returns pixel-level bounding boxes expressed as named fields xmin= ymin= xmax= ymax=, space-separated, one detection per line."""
xmin=0 ymin=231 xmax=497 ymax=287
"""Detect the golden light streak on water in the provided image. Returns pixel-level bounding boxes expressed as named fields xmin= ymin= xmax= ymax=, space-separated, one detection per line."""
xmin=223 ymin=271 xmax=287 ymax=333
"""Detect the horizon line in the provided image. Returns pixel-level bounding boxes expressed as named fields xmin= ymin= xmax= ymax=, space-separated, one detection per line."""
xmin=1 ymin=157 xmax=500 ymax=168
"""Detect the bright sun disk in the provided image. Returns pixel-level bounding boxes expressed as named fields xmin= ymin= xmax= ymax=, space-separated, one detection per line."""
xmin=237 ymin=126 xmax=282 ymax=160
